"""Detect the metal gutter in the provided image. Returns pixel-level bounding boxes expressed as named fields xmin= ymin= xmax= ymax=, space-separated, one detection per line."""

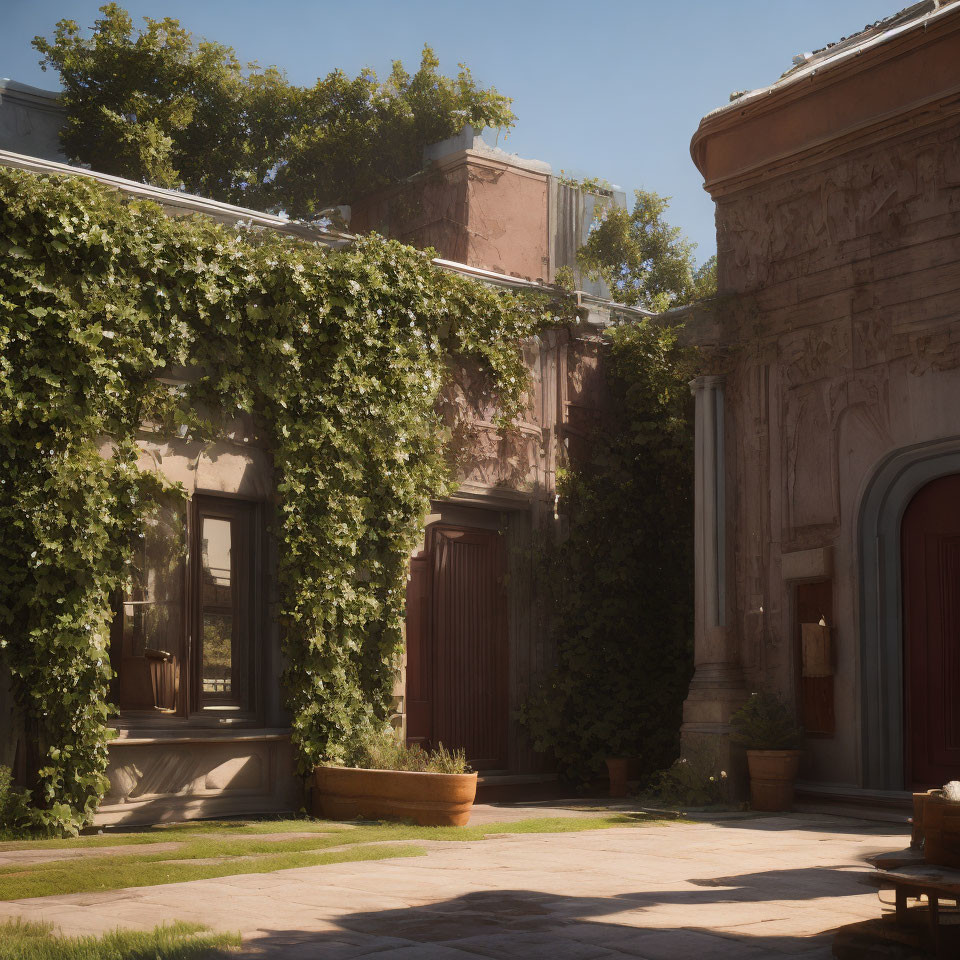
xmin=430 ymin=257 xmax=552 ymax=291
xmin=0 ymin=148 xmax=353 ymax=247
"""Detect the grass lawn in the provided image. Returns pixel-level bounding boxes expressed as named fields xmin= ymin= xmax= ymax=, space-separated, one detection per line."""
xmin=0 ymin=812 xmax=664 ymax=900
xmin=0 ymin=919 xmax=239 ymax=959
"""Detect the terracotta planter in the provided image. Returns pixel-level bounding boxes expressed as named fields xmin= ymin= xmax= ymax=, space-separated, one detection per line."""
xmin=312 ymin=765 xmax=477 ymax=826
xmin=746 ymin=750 xmax=801 ymax=812
xmin=605 ymin=757 xmax=640 ymax=798
xmin=922 ymin=794 xmax=960 ymax=868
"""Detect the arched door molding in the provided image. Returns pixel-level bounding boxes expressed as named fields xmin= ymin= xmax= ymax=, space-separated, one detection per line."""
xmin=859 ymin=436 xmax=960 ymax=790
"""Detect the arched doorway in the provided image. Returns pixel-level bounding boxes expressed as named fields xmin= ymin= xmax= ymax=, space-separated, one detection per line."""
xmin=859 ymin=439 xmax=960 ymax=790
xmin=902 ymin=473 xmax=960 ymax=788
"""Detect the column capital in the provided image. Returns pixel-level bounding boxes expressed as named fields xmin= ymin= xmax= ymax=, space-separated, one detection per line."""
xmin=689 ymin=374 xmax=726 ymax=395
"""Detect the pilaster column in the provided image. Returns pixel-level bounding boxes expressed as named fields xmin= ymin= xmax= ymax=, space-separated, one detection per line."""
xmin=682 ymin=376 xmax=746 ymax=757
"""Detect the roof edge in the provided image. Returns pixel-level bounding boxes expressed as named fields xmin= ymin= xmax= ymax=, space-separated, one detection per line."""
xmin=0 ymin=148 xmax=657 ymax=325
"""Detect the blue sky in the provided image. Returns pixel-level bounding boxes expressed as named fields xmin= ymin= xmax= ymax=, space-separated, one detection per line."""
xmin=3 ymin=0 xmax=899 ymax=264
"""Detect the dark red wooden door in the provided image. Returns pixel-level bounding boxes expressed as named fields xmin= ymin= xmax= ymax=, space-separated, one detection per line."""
xmin=902 ymin=474 xmax=960 ymax=788
xmin=405 ymin=524 xmax=508 ymax=770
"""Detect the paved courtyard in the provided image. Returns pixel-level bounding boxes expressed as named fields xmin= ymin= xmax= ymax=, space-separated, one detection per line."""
xmin=0 ymin=805 xmax=909 ymax=959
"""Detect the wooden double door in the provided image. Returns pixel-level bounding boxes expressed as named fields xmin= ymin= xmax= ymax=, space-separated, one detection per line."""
xmin=902 ymin=473 xmax=960 ymax=788
xmin=405 ymin=524 xmax=508 ymax=771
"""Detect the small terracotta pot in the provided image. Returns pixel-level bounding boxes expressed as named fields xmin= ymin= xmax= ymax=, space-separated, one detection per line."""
xmin=922 ymin=794 xmax=960 ymax=868
xmin=606 ymin=757 xmax=639 ymax=798
xmin=746 ymin=750 xmax=801 ymax=812
xmin=312 ymin=766 xmax=477 ymax=826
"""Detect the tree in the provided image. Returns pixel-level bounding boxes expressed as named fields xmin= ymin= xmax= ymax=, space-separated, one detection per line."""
xmin=33 ymin=4 xmax=515 ymax=217
xmin=273 ymin=50 xmax=515 ymax=218
xmin=576 ymin=189 xmax=716 ymax=310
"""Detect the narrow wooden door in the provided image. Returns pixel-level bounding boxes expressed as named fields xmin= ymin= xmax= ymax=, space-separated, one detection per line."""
xmin=406 ymin=524 xmax=508 ymax=770
xmin=902 ymin=474 xmax=960 ymax=788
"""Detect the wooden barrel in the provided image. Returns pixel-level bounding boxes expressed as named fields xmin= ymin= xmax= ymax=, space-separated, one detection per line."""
xmin=923 ymin=794 xmax=960 ymax=868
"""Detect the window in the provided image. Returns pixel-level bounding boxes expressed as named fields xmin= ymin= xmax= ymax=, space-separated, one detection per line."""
xmin=111 ymin=494 xmax=261 ymax=722
xmin=193 ymin=497 xmax=257 ymax=714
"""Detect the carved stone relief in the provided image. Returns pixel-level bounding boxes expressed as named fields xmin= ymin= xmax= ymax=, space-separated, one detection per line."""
xmin=783 ymin=380 xmax=841 ymax=532
xmin=716 ymin=117 xmax=960 ymax=300
xmin=436 ymin=330 xmax=607 ymax=496
xmin=779 ymin=321 xmax=852 ymax=388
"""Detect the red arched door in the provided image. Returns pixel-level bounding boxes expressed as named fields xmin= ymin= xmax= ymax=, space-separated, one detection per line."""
xmin=902 ymin=474 xmax=960 ymax=788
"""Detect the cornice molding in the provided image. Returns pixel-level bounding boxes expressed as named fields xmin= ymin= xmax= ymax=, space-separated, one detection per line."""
xmin=691 ymin=5 xmax=960 ymax=198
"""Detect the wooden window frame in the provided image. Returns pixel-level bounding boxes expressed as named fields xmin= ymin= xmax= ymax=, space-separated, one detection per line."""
xmin=111 ymin=493 xmax=265 ymax=729
xmin=190 ymin=495 xmax=262 ymax=720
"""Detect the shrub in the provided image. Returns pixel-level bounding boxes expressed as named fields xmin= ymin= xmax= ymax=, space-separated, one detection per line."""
xmin=347 ymin=726 xmax=471 ymax=774
xmin=640 ymin=745 xmax=731 ymax=808
xmin=730 ymin=692 xmax=802 ymax=750
xmin=0 ymin=766 xmax=35 ymax=838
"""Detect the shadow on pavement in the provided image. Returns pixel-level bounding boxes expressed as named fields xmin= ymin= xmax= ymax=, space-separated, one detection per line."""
xmin=230 ymin=868 xmax=882 ymax=959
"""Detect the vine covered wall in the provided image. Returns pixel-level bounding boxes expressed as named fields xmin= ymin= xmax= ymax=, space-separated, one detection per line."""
xmin=520 ymin=319 xmax=696 ymax=785
xmin=0 ymin=167 xmax=559 ymax=833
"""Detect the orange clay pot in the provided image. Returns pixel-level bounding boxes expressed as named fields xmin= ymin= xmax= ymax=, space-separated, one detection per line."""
xmin=606 ymin=757 xmax=640 ymax=798
xmin=746 ymin=750 xmax=801 ymax=812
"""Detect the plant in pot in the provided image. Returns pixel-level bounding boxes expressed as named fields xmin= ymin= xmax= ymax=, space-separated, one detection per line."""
xmin=605 ymin=752 xmax=642 ymax=799
xmin=312 ymin=726 xmax=477 ymax=826
xmin=597 ymin=726 xmax=641 ymax=798
xmin=730 ymin=692 xmax=803 ymax=812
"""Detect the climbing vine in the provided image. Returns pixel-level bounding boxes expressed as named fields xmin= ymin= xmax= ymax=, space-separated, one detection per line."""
xmin=519 ymin=318 xmax=696 ymax=785
xmin=0 ymin=167 xmax=559 ymax=833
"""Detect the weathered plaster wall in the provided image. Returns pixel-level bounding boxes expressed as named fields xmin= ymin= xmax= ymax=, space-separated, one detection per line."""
xmin=462 ymin=156 xmax=549 ymax=281
xmin=351 ymin=151 xmax=551 ymax=282
xmin=0 ymin=80 xmax=67 ymax=164
xmin=350 ymin=163 xmax=471 ymax=263
xmin=712 ymin=109 xmax=960 ymax=789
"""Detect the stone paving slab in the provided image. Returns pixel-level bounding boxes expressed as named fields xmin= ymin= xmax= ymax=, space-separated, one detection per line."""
xmin=0 ymin=809 xmax=910 ymax=959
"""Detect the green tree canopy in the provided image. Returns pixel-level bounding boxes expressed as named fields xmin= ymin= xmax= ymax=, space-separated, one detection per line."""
xmin=577 ymin=189 xmax=716 ymax=310
xmin=33 ymin=4 xmax=515 ymax=217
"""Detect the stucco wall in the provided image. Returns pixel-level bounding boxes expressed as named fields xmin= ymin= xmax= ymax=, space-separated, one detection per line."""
xmin=0 ymin=80 xmax=67 ymax=163
xmin=351 ymin=151 xmax=550 ymax=282
xmin=711 ymin=108 xmax=960 ymax=789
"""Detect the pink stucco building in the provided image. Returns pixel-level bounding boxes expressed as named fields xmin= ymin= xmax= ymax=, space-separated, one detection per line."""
xmin=682 ymin=0 xmax=960 ymax=804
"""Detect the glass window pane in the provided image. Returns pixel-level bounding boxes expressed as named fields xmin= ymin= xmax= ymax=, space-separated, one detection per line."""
xmin=196 ymin=502 xmax=254 ymax=713
xmin=118 ymin=496 xmax=186 ymax=710
xmin=201 ymin=518 xmax=232 ymax=606
xmin=202 ymin=612 xmax=234 ymax=695
xmin=200 ymin=516 xmax=237 ymax=702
